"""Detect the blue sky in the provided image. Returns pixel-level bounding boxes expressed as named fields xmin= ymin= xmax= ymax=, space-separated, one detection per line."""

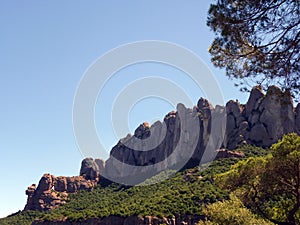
xmin=0 ymin=1 xmax=248 ymax=217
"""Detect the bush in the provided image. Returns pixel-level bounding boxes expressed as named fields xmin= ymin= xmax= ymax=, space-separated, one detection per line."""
xmin=198 ymin=194 xmax=274 ymax=225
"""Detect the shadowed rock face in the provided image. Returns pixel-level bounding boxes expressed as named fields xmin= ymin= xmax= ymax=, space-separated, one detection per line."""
xmin=244 ymin=86 xmax=295 ymax=146
xmin=79 ymin=157 xmax=104 ymax=181
xmin=98 ymin=86 xmax=299 ymax=184
xmin=103 ymin=103 xmax=216 ymax=185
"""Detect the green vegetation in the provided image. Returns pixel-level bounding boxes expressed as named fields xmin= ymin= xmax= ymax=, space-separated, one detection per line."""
xmin=0 ymin=211 xmax=43 ymax=225
xmin=198 ymin=194 xmax=274 ymax=225
xmin=1 ymin=138 xmax=298 ymax=225
xmin=216 ymin=133 xmax=300 ymax=224
xmin=36 ymin=161 xmax=231 ymax=222
xmin=0 ymin=153 xmax=241 ymax=224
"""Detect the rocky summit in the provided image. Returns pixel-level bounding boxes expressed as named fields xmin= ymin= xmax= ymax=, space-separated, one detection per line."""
xmin=102 ymin=85 xmax=299 ymax=184
xmin=24 ymin=85 xmax=300 ymax=211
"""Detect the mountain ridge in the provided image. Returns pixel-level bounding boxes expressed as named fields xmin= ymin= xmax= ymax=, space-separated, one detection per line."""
xmin=22 ymin=85 xmax=300 ymax=213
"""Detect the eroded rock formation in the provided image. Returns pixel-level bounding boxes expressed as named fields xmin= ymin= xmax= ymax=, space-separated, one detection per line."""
xmin=244 ymin=86 xmax=295 ymax=146
xmin=80 ymin=157 xmax=105 ymax=181
xmin=100 ymin=86 xmax=299 ymax=184
xmin=24 ymin=173 xmax=97 ymax=211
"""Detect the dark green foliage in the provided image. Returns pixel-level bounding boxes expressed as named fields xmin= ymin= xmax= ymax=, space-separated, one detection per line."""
xmin=207 ymin=0 xmax=300 ymax=96
xmin=236 ymin=144 xmax=271 ymax=158
xmin=0 ymin=211 xmax=43 ymax=225
xmin=38 ymin=166 xmax=229 ymax=222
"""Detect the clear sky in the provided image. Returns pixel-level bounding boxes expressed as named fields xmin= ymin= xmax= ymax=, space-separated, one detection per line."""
xmin=0 ymin=0 xmax=249 ymax=217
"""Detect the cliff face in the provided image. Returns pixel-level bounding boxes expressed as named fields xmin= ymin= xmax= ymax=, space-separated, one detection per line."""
xmin=24 ymin=85 xmax=300 ymax=211
xmin=101 ymin=86 xmax=298 ymax=184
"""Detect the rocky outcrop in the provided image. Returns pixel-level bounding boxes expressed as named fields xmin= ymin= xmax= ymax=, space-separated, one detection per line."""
xmin=245 ymin=86 xmax=295 ymax=146
xmin=24 ymin=174 xmax=67 ymax=211
xmin=223 ymin=86 xmax=296 ymax=148
xmin=103 ymin=103 xmax=214 ymax=185
xmin=24 ymin=173 xmax=97 ymax=211
xmin=99 ymin=86 xmax=298 ymax=185
xmin=32 ymin=215 xmax=204 ymax=225
xmin=80 ymin=157 xmax=105 ymax=181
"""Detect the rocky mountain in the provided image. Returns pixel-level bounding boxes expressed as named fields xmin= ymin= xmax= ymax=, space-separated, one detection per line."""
xmin=102 ymin=85 xmax=298 ymax=184
xmin=24 ymin=85 xmax=300 ymax=212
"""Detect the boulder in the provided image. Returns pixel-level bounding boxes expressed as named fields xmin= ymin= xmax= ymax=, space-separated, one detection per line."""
xmin=80 ymin=158 xmax=100 ymax=181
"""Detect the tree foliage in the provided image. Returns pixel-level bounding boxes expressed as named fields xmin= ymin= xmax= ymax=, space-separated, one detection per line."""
xmin=266 ymin=133 xmax=300 ymax=224
xmin=207 ymin=0 xmax=300 ymax=96
xmin=216 ymin=133 xmax=300 ymax=225
xmin=198 ymin=194 xmax=274 ymax=225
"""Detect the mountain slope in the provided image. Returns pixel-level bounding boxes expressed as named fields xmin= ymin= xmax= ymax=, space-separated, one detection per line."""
xmin=0 ymin=146 xmax=269 ymax=225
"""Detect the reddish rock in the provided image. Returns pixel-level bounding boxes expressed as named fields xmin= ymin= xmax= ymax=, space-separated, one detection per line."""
xmin=36 ymin=174 xmax=55 ymax=192
xmin=24 ymin=174 xmax=97 ymax=211
xmin=54 ymin=176 xmax=67 ymax=192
